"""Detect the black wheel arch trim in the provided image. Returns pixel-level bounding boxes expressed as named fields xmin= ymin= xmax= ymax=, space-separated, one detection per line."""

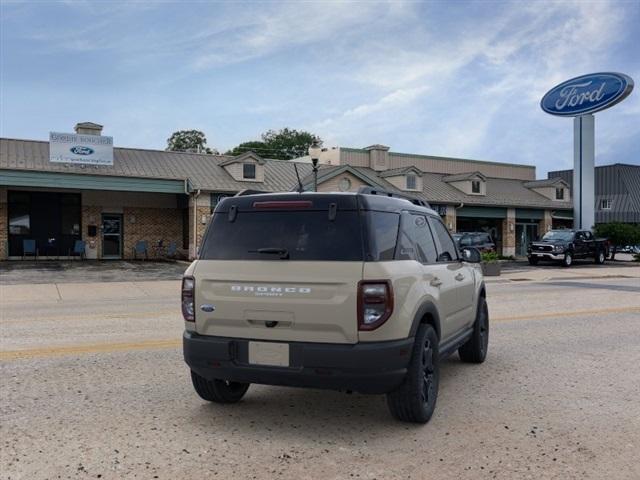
xmin=409 ymin=302 xmax=442 ymax=340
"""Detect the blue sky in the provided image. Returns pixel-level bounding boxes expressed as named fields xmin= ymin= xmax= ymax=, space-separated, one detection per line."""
xmin=1 ymin=0 xmax=638 ymax=177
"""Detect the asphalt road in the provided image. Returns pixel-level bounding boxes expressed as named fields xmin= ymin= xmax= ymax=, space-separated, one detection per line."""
xmin=2 ymin=274 xmax=640 ymax=479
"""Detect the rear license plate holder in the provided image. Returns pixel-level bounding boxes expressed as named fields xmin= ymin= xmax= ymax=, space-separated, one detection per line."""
xmin=248 ymin=341 xmax=290 ymax=367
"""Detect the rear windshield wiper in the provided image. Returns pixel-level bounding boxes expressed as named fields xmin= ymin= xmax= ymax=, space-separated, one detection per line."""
xmin=249 ymin=247 xmax=290 ymax=260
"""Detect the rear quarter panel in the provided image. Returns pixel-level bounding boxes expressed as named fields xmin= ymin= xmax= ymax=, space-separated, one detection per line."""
xmin=358 ymin=261 xmax=430 ymax=342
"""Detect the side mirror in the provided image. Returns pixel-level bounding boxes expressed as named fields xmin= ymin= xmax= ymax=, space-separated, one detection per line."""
xmin=461 ymin=247 xmax=482 ymax=263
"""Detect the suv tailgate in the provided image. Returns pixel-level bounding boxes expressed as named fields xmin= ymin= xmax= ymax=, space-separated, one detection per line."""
xmin=193 ymin=261 xmax=362 ymax=344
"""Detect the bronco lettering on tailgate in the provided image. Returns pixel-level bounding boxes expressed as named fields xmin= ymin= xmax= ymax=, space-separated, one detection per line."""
xmin=230 ymin=285 xmax=312 ymax=297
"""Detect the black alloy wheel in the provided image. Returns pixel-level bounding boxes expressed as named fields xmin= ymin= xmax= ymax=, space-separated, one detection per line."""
xmin=386 ymin=324 xmax=440 ymax=423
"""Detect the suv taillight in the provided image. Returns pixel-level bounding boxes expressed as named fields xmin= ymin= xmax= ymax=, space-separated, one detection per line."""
xmin=358 ymin=280 xmax=394 ymax=331
xmin=182 ymin=277 xmax=195 ymax=322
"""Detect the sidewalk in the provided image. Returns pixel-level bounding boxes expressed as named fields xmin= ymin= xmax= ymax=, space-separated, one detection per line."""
xmin=0 ymin=280 xmax=180 ymax=305
xmin=486 ymin=262 xmax=640 ymax=283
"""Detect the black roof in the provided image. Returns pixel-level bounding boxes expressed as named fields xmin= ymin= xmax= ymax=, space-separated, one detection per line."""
xmin=215 ymin=191 xmax=438 ymax=215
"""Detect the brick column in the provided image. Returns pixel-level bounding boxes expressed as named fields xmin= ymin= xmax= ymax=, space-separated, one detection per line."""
xmin=82 ymin=205 xmax=102 ymax=259
xmin=539 ymin=210 xmax=553 ymax=237
xmin=188 ymin=193 xmax=211 ymax=259
xmin=445 ymin=205 xmax=457 ymax=232
xmin=501 ymin=208 xmax=516 ymax=257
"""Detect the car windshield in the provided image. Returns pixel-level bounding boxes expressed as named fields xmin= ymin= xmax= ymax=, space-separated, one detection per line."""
xmin=542 ymin=231 xmax=574 ymax=241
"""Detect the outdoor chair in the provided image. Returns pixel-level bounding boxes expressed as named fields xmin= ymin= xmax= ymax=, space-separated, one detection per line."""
xmin=22 ymin=239 xmax=38 ymax=260
xmin=69 ymin=240 xmax=86 ymax=260
xmin=133 ymin=240 xmax=149 ymax=260
xmin=166 ymin=241 xmax=177 ymax=258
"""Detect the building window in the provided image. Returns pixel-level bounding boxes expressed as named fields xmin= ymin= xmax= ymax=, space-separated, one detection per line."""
xmin=60 ymin=194 xmax=81 ymax=235
xmin=471 ymin=180 xmax=481 ymax=194
xmin=210 ymin=193 xmax=231 ymax=213
xmin=243 ymin=163 xmax=256 ymax=179
xmin=406 ymin=174 xmax=417 ymax=190
xmin=338 ymin=177 xmax=352 ymax=191
xmin=8 ymin=192 xmax=30 ymax=234
xmin=600 ymin=199 xmax=612 ymax=210
xmin=555 ymin=188 xmax=564 ymax=200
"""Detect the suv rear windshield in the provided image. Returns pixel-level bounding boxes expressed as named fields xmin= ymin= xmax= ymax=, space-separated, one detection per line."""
xmin=200 ymin=210 xmax=364 ymax=261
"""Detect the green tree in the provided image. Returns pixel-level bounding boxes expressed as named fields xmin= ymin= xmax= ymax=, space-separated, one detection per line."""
xmin=225 ymin=141 xmax=268 ymax=157
xmin=226 ymin=128 xmax=322 ymax=160
xmin=594 ymin=222 xmax=640 ymax=260
xmin=166 ymin=130 xmax=216 ymax=154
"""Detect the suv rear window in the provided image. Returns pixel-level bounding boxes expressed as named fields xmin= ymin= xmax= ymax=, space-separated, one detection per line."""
xmin=477 ymin=233 xmax=492 ymax=244
xmin=200 ymin=210 xmax=364 ymax=261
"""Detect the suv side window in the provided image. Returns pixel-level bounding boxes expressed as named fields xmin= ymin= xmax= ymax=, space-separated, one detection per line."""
xmin=428 ymin=217 xmax=458 ymax=262
xmin=395 ymin=213 xmax=437 ymax=263
xmin=367 ymin=211 xmax=400 ymax=261
xmin=583 ymin=231 xmax=593 ymax=241
xmin=460 ymin=235 xmax=473 ymax=247
xmin=411 ymin=214 xmax=437 ymax=263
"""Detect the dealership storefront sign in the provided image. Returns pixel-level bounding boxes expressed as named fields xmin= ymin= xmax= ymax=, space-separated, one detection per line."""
xmin=541 ymin=72 xmax=634 ymax=229
xmin=49 ymin=132 xmax=114 ymax=166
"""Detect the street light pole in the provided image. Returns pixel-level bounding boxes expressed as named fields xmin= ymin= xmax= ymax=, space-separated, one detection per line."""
xmin=308 ymin=140 xmax=322 ymax=192
xmin=312 ymin=158 xmax=319 ymax=192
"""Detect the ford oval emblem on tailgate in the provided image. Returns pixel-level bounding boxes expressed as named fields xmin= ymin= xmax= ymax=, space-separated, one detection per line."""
xmin=200 ymin=304 xmax=215 ymax=312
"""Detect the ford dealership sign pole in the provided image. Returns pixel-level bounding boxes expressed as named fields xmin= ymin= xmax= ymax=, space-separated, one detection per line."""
xmin=541 ymin=72 xmax=633 ymax=230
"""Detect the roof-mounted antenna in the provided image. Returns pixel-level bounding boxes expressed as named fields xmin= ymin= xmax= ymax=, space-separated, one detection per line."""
xmin=293 ymin=163 xmax=304 ymax=193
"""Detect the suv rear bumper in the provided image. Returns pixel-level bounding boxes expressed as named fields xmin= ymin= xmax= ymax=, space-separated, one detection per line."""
xmin=183 ymin=331 xmax=413 ymax=394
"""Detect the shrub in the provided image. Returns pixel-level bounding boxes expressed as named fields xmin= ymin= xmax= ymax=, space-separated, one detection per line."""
xmin=481 ymin=251 xmax=499 ymax=263
xmin=594 ymin=223 xmax=640 ymax=260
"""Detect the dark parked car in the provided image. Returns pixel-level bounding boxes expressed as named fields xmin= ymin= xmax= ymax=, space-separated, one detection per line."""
xmin=527 ymin=230 xmax=608 ymax=267
xmin=453 ymin=232 xmax=496 ymax=253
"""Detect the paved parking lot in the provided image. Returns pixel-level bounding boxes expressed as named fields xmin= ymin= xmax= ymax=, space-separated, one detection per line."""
xmin=0 ymin=260 xmax=187 ymax=285
xmin=1 ymin=263 xmax=640 ymax=479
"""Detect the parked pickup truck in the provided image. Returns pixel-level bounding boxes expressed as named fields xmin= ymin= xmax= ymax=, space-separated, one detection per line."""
xmin=527 ymin=230 xmax=608 ymax=267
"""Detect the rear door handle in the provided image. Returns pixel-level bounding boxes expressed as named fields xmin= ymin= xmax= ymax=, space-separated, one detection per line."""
xmin=455 ymin=273 xmax=465 ymax=281
xmin=430 ymin=277 xmax=443 ymax=287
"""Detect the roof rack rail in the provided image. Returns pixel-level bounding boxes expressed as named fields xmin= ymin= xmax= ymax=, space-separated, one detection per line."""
xmin=357 ymin=186 xmax=431 ymax=208
xmin=234 ymin=189 xmax=270 ymax=196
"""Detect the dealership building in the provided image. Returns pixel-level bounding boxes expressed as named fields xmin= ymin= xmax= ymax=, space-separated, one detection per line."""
xmin=548 ymin=163 xmax=640 ymax=224
xmin=1 ymin=122 xmax=574 ymax=260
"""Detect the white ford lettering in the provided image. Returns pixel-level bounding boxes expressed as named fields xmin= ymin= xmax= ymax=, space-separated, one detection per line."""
xmin=555 ymin=81 xmax=606 ymax=110
xmin=231 ymin=285 xmax=311 ymax=295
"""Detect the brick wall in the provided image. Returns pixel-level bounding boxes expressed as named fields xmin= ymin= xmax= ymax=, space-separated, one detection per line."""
xmin=123 ymin=207 xmax=183 ymax=260
xmin=81 ymin=205 xmax=103 ymax=259
xmin=502 ymin=208 xmax=516 ymax=256
xmin=188 ymin=193 xmax=212 ymax=258
xmin=445 ymin=205 xmax=457 ymax=232
xmin=539 ymin=210 xmax=553 ymax=236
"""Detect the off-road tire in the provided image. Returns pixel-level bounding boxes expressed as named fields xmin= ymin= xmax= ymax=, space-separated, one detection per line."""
xmin=386 ymin=324 xmax=439 ymax=424
xmin=458 ymin=296 xmax=489 ymax=363
xmin=595 ymin=250 xmax=606 ymax=265
xmin=528 ymin=256 xmax=539 ymax=265
xmin=190 ymin=370 xmax=250 ymax=403
xmin=562 ymin=252 xmax=573 ymax=267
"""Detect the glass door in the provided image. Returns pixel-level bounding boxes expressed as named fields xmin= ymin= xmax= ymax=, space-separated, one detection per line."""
xmin=516 ymin=223 xmax=539 ymax=257
xmin=102 ymin=214 xmax=123 ymax=259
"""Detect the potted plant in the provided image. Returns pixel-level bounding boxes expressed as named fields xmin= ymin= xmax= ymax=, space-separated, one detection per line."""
xmin=481 ymin=251 xmax=501 ymax=276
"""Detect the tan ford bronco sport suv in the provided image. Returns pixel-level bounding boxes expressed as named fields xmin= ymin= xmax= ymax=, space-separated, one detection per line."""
xmin=182 ymin=189 xmax=489 ymax=423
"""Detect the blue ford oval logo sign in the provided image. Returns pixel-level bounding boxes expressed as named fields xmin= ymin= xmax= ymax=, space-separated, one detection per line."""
xmin=541 ymin=72 xmax=633 ymax=116
xmin=70 ymin=146 xmax=95 ymax=155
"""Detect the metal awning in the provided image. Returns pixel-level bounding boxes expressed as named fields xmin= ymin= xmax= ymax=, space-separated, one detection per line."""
xmin=0 ymin=169 xmax=188 ymax=194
